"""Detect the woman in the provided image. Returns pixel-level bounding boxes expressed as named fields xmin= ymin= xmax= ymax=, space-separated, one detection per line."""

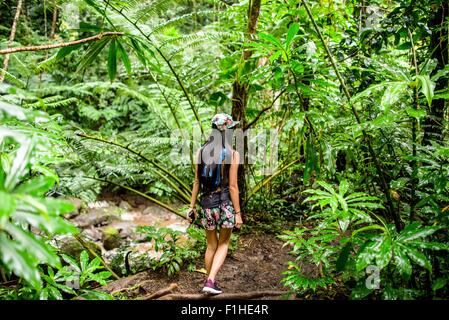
xmin=186 ymin=113 xmax=243 ymax=295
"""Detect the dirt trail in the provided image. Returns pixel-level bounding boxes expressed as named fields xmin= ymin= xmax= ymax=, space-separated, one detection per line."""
xmin=101 ymin=233 xmax=293 ymax=299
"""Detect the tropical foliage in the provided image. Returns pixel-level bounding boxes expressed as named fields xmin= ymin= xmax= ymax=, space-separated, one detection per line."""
xmin=0 ymin=0 xmax=448 ymax=299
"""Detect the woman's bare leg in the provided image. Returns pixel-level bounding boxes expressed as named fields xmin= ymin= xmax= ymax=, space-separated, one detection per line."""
xmin=207 ymin=228 xmax=232 ymax=281
xmin=205 ymin=229 xmax=218 ymax=274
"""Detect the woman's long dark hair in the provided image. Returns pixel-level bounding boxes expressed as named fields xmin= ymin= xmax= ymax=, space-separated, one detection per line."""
xmin=198 ymin=124 xmax=233 ymax=191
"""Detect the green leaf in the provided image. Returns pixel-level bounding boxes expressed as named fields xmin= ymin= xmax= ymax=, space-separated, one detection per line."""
xmin=56 ymin=44 xmax=82 ymax=60
xmin=0 ymin=191 xmax=16 ymax=218
xmin=375 ymin=237 xmax=392 ymax=269
xmin=0 ymin=234 xmax=41 ymax=288
xmin=404 ymin=246 xmax=432 ymax=271
xmin=80 ymin=250 xmax=89 ymax=271
xmin=338 ymin=180 xmax=349 ymax=197
xmin=4 ymin=139 xmax=35 ymax=192
xmin=336 ymin=242 xmax=352 ymax=272
xmin=48 ymin=286 xmax=63 ymax=300
xmin=259 ymin=33 xmax=283 ymax=49
xmin=398 ymin=223 xmax=438 ymax=241
xmin=417 ymin=75 xmax=435 ymax=107
xmin=3 ymin=221 xmax=60 ymax=267
xmin=14 ymin=176 xmax=55 ymax=196
xmin=117 ymin=40 xmax=131 ymax=75
xmin=77 ymin=36 xmax=111 ymax=73
xmin=432 ymin=277 xmax=448 ymax=291
xmin=13 ymin=211 xmax=77 ymax=234
xmin=286 ymin=23 xmax=300 ymax=48
xmin=393 ymin=246 xmax=412 ymax=278
xmin=405 ymin=107 xmax=426 ymax=119
xmin=61 ymin=254 xmax=81 ymax=273
xmin=108 ymin=38 xmax=117 ymax=81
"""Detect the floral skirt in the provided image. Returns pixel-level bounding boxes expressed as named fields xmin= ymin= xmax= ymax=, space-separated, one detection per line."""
xmin=199 ymin=201 xmax=236 ymax=230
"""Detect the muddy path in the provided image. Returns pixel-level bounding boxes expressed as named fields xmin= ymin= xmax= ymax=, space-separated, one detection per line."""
xmin=100 ymin=233 xmax=292 ymax=299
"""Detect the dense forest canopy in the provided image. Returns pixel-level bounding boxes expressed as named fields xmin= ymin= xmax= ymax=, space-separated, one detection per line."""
xmin=0 ymin=0 xmax=448 ymax=300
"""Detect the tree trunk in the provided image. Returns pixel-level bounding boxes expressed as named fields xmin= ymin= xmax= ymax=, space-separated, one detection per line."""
xmin=0 ymin=0 xmax=24 ymax=83
xmin=423 ymin=1 xmax=448 ymax=144
xmin=50 ymin=5 xmax=58 ymax=39
xmin=231 ymin=0 xmax=262 ymax=209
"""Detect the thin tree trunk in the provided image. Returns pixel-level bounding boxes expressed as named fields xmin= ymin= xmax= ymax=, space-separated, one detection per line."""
xmin=231 ymin=0 xmax=262 ymax=209
xmin=50 ymin=6 xmax=58 ymax=39
xmin=0 ymin=0 xmax=24 ymax=83
xmin=423 ymin=1 xmax=448 ymax=144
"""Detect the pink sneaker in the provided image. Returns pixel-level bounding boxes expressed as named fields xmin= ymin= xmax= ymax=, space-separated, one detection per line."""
xmin=202 ymin=278 xmax=222 ymax=295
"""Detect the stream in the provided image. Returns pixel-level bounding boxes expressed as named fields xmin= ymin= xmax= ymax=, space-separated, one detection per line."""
xmin=53 ymin=196 xmax=190 ymax=276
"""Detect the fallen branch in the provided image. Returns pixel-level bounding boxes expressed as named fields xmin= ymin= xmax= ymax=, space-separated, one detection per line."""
xmin=0 ymin=32 xmax=124 ymax=55
xmin=158 ymin=290 xmax=287 ymax=300
xmin=138 ymin=283 xmax=179 ymax=300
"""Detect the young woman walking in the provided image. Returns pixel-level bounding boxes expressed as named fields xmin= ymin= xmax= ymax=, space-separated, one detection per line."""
xmin=186 ymin=113 xmax=243 ymax=295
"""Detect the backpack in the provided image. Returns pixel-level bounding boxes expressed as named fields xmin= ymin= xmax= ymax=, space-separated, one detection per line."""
xmin=199 ymin=147 xmax=228 ymax=192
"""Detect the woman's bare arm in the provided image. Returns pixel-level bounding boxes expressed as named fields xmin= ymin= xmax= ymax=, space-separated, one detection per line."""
xmin=189 ymin=150 xmax=201 ymax=209
xmin=229 ymin=151 xmax=242 ymax=227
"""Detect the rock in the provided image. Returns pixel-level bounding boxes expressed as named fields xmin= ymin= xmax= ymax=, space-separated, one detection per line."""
xmin=101 ymin=226 xmax=127 ymax=250
xmin=82 ymin=227 xmax=103 ymax=242
xmin=103 ymin=242 xmax=160 ymax=277
xmin=51 ymin=234 xmax=101 ymax=260
xmin=62 ymin=197 xmax=84 ymax=219
xmin=103 ymin=234 xmax=125 ymax=251
xmin=119 ymin=200 xmax=132 ymax=210
xmin=71 ymin=208 xmax=119 ymax=228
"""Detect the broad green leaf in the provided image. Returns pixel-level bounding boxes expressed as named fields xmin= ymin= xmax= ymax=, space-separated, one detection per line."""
xmin=14 ymin=176 xmax=55 ymax=196
xmin=380 ymin=82 xmax=407 ymax=111
xmin=61 ymin=254 xmax=81 ymax=273
xmin=259 ymin=33 xmax=283 ymax=49
xmin=0 ymin=191 xmax=16 ymax=218
xmin=393 ymin=246 xmax=412 ymax=278
xmin=0 ymin=234 xmax=41 ymax=288
xmin=3 ymin=221 xmax=60 ymax=267
xmin=405 ymin=107 xmax=427 ymax=119
xmin=432 ymin=277 xmax=448 ymax=291
xmin=13 ymin=211 xmax=77 ymax=234
xmin=108 ymin=38 xmax=117 ymax=81
xmin=286 ymin=23 xmax=300 ymax=48
xmin=336 ymin=242 xmax=352 ymax=272
xmin=339 ymin=180 xmax=349 ymax=197
xmin=375 ymin=237 xmax=392 ymax=269
xmin=398 ymin=223 xmax=438 ymax=241
xmin=404 ymin=246 xmax=432 ymax=271
xmin=4 ymin=138 xmax=35 ymax=192
xmin=409 ymin=241 xmax=449 ymax=251
xmin=43 ymin=198 xmax=77 ymax=216
xmin=417 ymin=75 xmax=435 ymax=107
xmin=48 ymin=286 xmax=63 ymax=300
xmin=80 ymin=250 xmax=89 ymax=271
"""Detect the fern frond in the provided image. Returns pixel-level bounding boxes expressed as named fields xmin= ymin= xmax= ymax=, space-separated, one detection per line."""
xmin=0 ymin=68 xmax=26 ymax=88
xmin=159 ymin=31 xmax=231 ymax=48
xmin=133 ymin=0 xmax=177 ymax=23
xmin=150 ymin=10 xmax=221 ymax=35
xmin=24 ymin=96 xmax=78 ymax=109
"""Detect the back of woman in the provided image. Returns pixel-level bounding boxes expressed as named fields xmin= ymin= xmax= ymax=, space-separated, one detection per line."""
xmin=187 ymin=113 xmax=243 ymax=295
